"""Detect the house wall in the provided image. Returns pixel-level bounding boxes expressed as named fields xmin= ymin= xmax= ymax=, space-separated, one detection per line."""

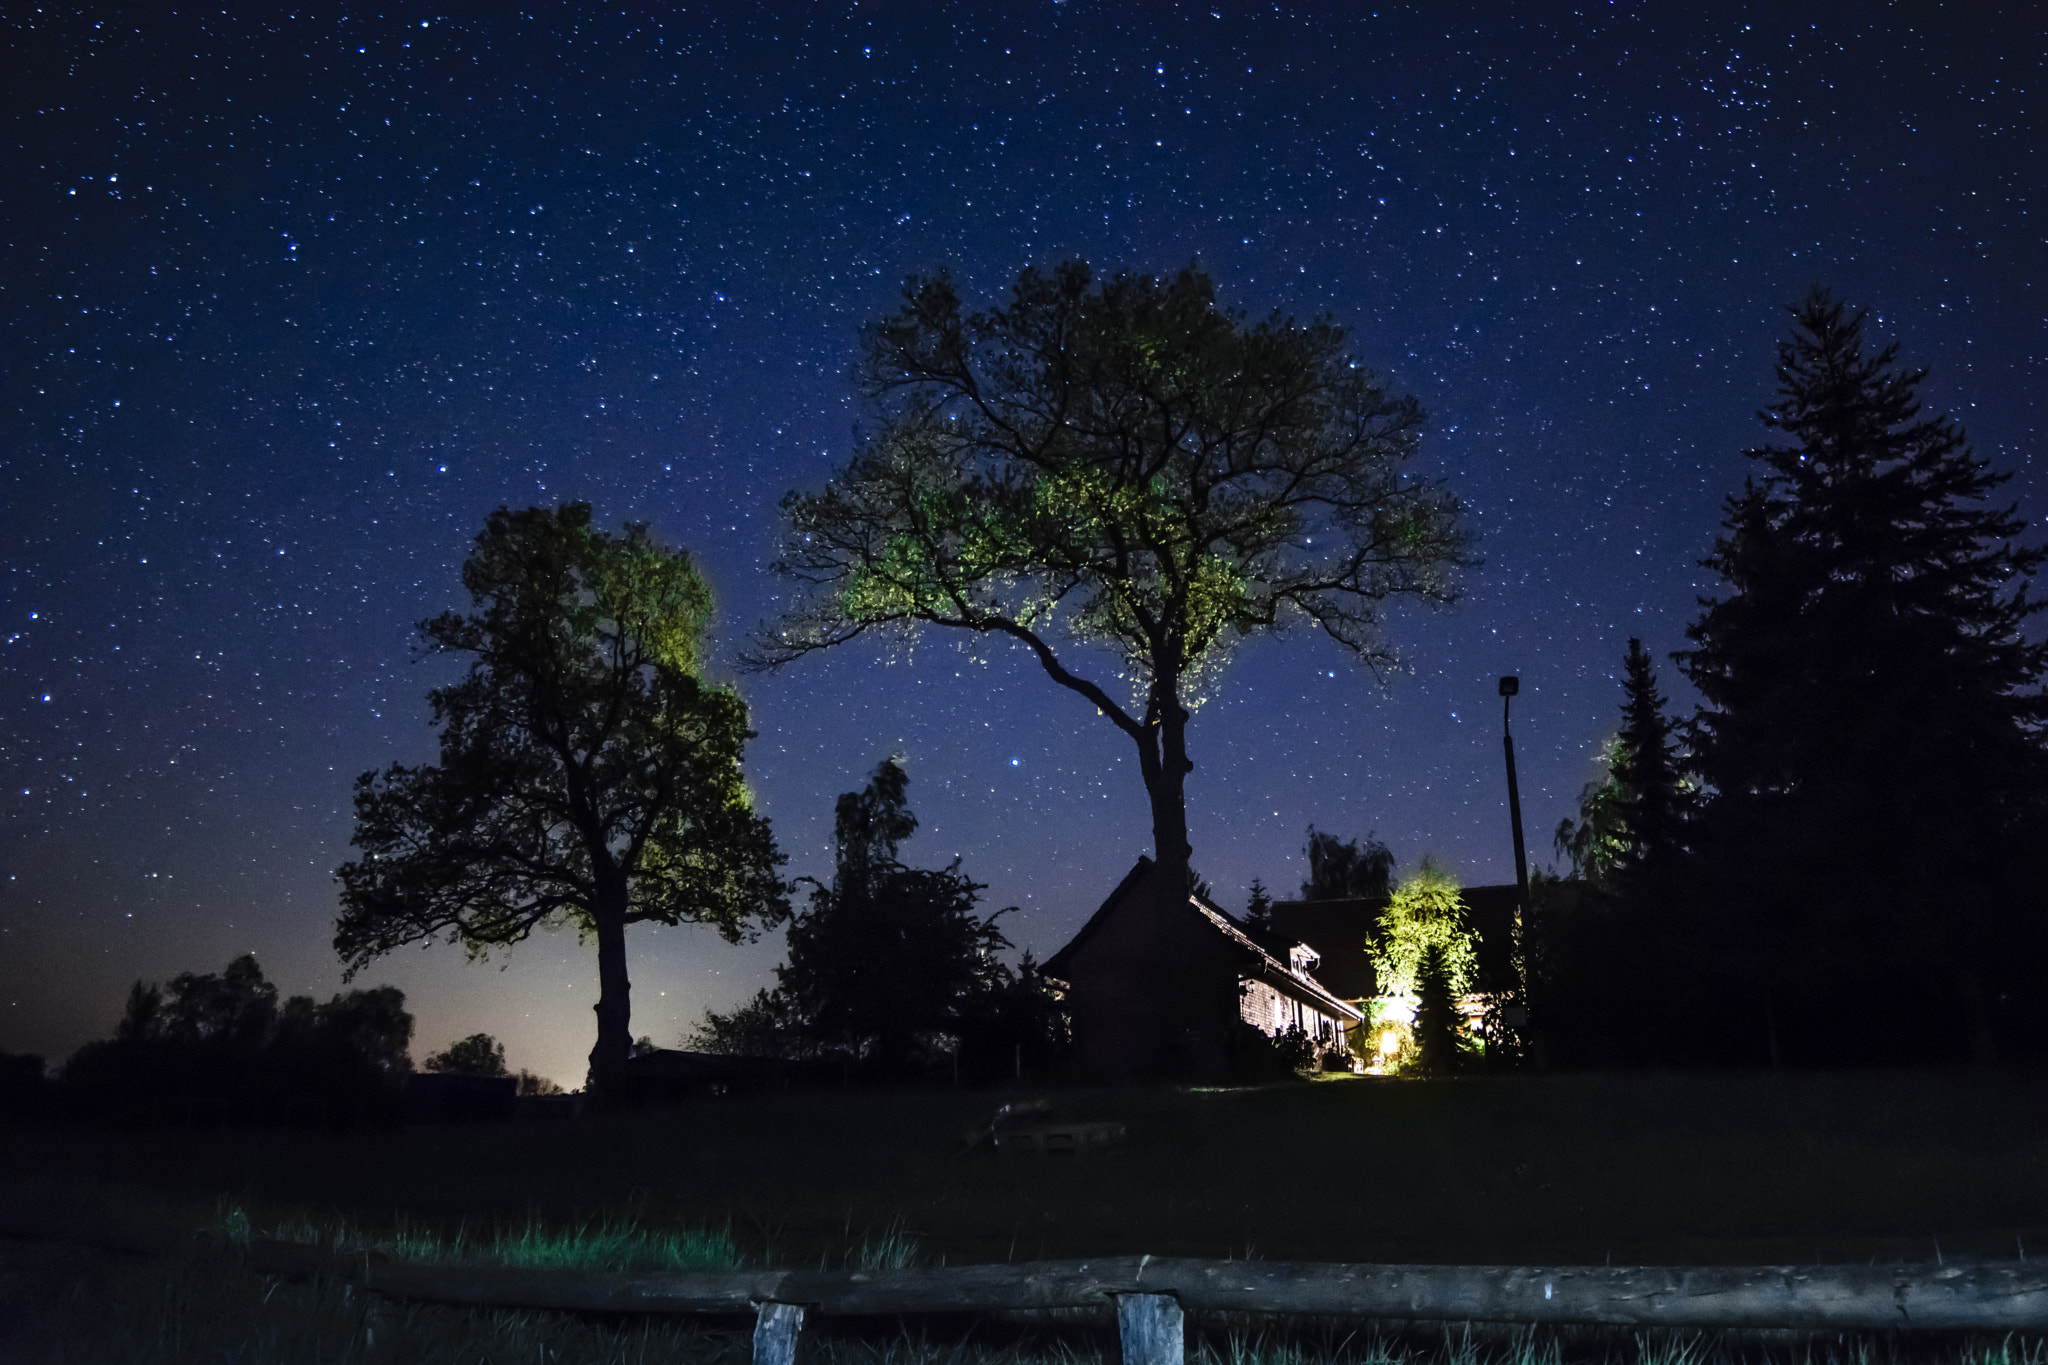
xmin=1238 ymin=976 xmax=1352 ymax=1047
xmin=1060 ymin=879 xmax=1243 ymax=1080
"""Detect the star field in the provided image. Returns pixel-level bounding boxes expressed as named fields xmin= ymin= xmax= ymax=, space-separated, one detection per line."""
xmin=4 ymin=4 xmax=2042 ymax=1087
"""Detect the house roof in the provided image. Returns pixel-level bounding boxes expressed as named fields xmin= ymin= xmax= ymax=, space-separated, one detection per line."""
xmin=1046 ymin=857 xmax=1363 ymax=1023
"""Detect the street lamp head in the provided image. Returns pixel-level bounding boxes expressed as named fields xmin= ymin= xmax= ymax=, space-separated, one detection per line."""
xmin=1498 ymin=675 xmax=1519 ymax=697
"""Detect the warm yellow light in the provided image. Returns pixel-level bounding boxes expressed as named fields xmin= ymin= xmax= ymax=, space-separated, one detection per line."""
xmin=1378 ymin=1029 xmax=1400 ymax=1057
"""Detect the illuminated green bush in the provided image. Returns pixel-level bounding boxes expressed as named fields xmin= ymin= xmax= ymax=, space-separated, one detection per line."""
xmin=1366 ymin=860 xmax=1479 ymax=1000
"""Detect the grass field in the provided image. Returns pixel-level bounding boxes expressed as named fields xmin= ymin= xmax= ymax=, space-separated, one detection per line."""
xmin=4 ymin=1071 xmax=2046 ymax=1361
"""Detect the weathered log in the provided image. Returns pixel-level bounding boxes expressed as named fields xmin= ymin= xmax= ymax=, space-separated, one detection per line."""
xmin=1120 ymin=1259 xmax=2048 ymax=1331
xmin=240 ymin=1240 xmax=2048 ymax=1331
xmin=770 ymin=1258 xmax=1151 ymax=1314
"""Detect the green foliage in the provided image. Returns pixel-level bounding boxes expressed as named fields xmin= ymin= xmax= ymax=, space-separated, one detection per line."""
xmin=1366 ymin=860 xmax=1478 ymax=1000
xmin=1553 ymin=736 xmax=1630 ymax=887
xmin=252 ymin=1207 xmax=741 ymax=1274
xmin=1410 ymin=941 xmax=1474 ymax=1077
xmin=423 ymin=1032 xmax=507 ymax=1078
xmin=1300 ymin=825 xmax=1396 ymax=900
xmin=756 ymin=261 xmax=1468 ymax=892
xmin=334 ymin=503 xmax=788 ymax=1087
xmin=467 ymin=1216 xmax=739 ymax=1273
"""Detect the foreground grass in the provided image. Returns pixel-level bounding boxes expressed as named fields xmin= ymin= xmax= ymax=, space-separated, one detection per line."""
xmin=11 ymin=1071 xmax=2048 ymax=1361
xmin=7 ymin=1071 xmax=2046 ymax=1270
xmin=0 ymin=1235 xmax=743 ymax=1363
xmin=252 ymin=1204 xmax=745 ymax=1273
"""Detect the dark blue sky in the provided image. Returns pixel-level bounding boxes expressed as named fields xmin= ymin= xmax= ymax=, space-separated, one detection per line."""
xmin=5 ymin=3 xmax=2042 ymax=1087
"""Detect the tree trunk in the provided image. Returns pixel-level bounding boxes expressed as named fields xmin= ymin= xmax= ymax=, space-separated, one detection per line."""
xmin=1135 ymin=677 xmax=1212 ymax=1074
xmin=588 ymin=881 xmax=634 ymax=1097
xmin=1142 ymin=681 xmax=1194 ymax=893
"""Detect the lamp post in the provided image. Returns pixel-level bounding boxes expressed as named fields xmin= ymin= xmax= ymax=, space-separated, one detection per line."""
xmin=1499 ymin=676 xmax=1530 ymax=916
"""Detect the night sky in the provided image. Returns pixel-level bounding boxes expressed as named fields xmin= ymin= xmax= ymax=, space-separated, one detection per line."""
xmin=5 ymin=4 xmax=2042 ymax=1089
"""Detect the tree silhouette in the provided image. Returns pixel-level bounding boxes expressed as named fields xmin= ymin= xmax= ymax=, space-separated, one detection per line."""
xmin=123 ymin=953 xmax=279 ymax=1047
xmin=275 ymin=986 xmax=414 ymax=1080
xmin=752 ymin=262 xmax=1468 ymax=899
xmin=1679 ymin=289 xmax=2048 ymax=1063
xmin=1300 ymin=825 xmax=1396 ymax=900
xmin=1243 ymin=878 xmax=1275 ymax=934
xmin=423 ymin=1033 xmax=508 ymax=1077
xmin=1555 ymin=639 xmax=1688 ymax=887
xmin=1554 ymin=737 xmax=1628 ymax=887
xmin=699 ymin=760 xmax=1020 ymax=1077
xmin=335 ymin=504 xmax=789 ymax=1093
xmin=67 ymin=956 xmax=416 ymax=1126
xmin=1612 ymin=638 xmax=1687 ymax=870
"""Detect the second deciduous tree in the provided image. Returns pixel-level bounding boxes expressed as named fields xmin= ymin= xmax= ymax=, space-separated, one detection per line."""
xmin=335 ymin=504 xmax=788 ymax=1093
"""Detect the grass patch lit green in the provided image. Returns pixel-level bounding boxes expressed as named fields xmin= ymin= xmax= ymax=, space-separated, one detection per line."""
xmin=249 ymin=1204 xmax=743 ymax=1273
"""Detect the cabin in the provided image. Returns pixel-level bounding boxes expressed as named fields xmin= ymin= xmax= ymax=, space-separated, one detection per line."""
xmin=1042 ymin=857 xmax=1363 ymax=1081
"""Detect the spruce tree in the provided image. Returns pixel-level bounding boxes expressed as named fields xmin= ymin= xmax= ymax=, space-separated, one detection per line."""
xmin=1554 ymin=642 xmax=1685 ymax=889
xmin=1679 ymin=288 xmax=2048 ymax=1062
xmin=1410 ymin=941 xmax=1467 ymax=1077
xmin=1243 ymin=878 xmax=1275 ymax=934
xmin=1611 ymin=638 xmax=1686 ymax=875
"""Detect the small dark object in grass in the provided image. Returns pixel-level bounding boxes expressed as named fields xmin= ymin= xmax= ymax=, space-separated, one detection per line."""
xmin=962 ymin=1098 xmax=1051 ymax=1150
xmin=992 ymin=1119 xmax=1127 ymax=1155
xmin=962 ymin=1097 xmax=1126 ymax=1155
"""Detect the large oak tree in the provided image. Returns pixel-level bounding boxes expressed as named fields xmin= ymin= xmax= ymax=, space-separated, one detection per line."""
xmin=751 ymin=262 xmax=1468 ymax=895
xmin=336 ymin=504 xmax=787 ymax=1092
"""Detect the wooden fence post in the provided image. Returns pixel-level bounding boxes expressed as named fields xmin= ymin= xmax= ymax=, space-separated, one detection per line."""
xmin=1117 ymin=1292 xmax=1183 ymax=1365
xmin=754 ymin=1301 xmax=806 ymax=1365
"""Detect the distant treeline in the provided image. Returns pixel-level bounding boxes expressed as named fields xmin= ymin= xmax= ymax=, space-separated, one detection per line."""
xmin=53 ymin=955 xmax=415 ymax=1128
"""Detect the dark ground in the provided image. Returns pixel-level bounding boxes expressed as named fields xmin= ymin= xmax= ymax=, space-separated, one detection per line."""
xmin=5 ymin=1070 xmax=2045 ymax=1270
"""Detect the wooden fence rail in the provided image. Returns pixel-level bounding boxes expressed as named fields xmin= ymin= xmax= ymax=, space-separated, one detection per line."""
xmin=244 ymin=1240 xmax=2048 ymax=1365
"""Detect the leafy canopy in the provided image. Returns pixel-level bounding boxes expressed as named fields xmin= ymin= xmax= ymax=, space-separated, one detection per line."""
xmin=1366 ymin=860 xmax=1479 ymax=1000
xmin=334 ymin=504 xmax=786 ymax=1085
xmin=718 ymin=760 xmax=1015 ymax=1074
xmin=753 ymin=261 xmax=1466 ymax=813
xmin=336 ymin=504 xmax=786 ymax=972
xmin=1300 ymin=825 xmax=1396 ymax=901
xmin=424 ymin=1032 xmax=508 ymax=1078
